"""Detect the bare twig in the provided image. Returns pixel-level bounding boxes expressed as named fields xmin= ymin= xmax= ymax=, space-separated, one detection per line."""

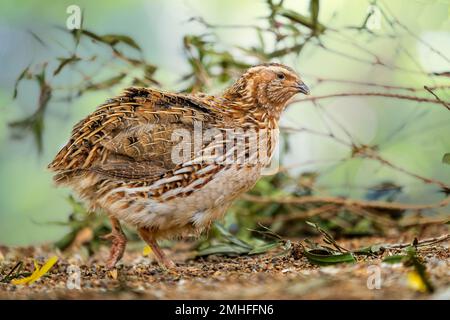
xmin=380 ymin=2 xmax=450 ymax=64
xmin=309 ymin=76 xmax=450 ymax=93
xmin=280 ymin=126 xmax=352 ymax=147
xmin=260 ymin=204 xmax=338 ymax=224
xmin=294 ymin=92 xmax=449 ymax=105
xmin=385 ymin=234 xmax=450 ymax=249
xmin=399 ymin=216 xmax=449 ymax=228
xmin=361 ymin=149 xmax=450 ymax=191
xmin=242 ymin=193 xmax=450 ymax=211
xmin=424 ymin=86 xmax=450 ymax=111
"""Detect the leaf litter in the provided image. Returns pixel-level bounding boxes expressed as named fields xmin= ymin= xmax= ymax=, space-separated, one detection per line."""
xmin=0 ymin=220 xmax=448 ymax=299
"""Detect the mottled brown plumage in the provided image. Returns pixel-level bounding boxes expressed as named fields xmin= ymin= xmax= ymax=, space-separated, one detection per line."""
xmin=48 ymin=63 xmax=309 ymax=268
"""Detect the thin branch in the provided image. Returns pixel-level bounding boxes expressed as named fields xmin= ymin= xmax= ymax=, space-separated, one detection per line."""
xmin=380 ymin=2 xmax=450 ymax=64
xmin=308 ymin=76 xmax=450 ymax=93
xmin=280 ymin=126 xmax=352 ymax=147
xmin=424 ymin=86 xmax=450 ymax=111
xmin=241 ymin=193 xmax=450 ymax=211
xmin=294 ymin=92 xmax=449 ymax=105
xmin=259 ymin=204 xmax=338 ymax=224
xmin=361 ymin=149 xmax=450 ymax=191
xmin=385 ymin=234 xmax=450 ymax=249
xmin=399 ymin=216 xmax=449 ymax=228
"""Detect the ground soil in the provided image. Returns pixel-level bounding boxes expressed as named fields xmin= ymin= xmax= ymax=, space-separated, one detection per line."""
xmin=0 ymin=229 xmax=448 ymax=300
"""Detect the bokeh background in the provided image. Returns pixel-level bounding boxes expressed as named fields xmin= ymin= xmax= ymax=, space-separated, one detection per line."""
xmin=0 ymin=0 xmax=449 ymax=246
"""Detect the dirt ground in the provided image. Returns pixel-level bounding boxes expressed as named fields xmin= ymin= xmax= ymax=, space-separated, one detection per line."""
xmin=0 ymin=230 xmax=449 ymax=300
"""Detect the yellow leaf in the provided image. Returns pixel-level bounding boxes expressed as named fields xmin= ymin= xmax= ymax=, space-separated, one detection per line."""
xmin=11 ymin=256 xmax=58 ymax=285
xmin=29 ymin=256 xmax=58 ymax=285
xmin=11 ymin=261 xmax=40 ymax=285
xmin=109 ymin=269 xmax=118 ymax=280
xmin=407 ymin=271 xmax=427 ymax=293
xmin=143 ymin=245 xmax=153 ymax=257
xmin=11 ymin=274 xmax=34 ymax=285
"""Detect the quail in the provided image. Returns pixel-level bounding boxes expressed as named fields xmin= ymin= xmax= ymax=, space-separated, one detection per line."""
xmin=48 ymin=63 xmax=310 ymax=268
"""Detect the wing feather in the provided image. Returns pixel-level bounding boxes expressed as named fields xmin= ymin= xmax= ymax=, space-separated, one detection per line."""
xmin=48 ymin=87 xmax=220 ymax=183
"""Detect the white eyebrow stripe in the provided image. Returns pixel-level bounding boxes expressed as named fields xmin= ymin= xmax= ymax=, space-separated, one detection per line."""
xmin=247 ymin=65 xmax=297 ymax=77
xmin=268 ymin=66 xmax=289 ymax=74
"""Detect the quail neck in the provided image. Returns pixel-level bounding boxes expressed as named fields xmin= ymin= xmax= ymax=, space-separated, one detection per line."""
xmin=222 ymin=63 xmax=309 ymax=127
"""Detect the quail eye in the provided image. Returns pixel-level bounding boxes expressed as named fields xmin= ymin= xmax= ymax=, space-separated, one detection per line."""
xmin=277 ymin=73 xmax=285 ymax=80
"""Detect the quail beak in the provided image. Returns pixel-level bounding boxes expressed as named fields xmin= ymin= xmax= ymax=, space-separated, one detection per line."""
xmin=295 ymin=81 xmax=310 ymax=95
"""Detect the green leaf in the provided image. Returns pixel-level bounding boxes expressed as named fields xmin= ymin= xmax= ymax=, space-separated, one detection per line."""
xmin=84 ymin=73 xmax=126 ymax=91
xmin=214 ymin=223 xmax=253 ymax=250
xmin=13 ymin=65 xmax=31 ymax=98
xmin=101 ymin=34 xmax=141 ymax=51
xmin=279 ymin=8 xmax=326 ymax=34
xmin=248 ymin=242 xmax=280 ymax=255
xmin=77 ymin=30 xmax=141 ymax=51
xmin=405 ymin=245 xmax=417 ymax=257
xmin=304 ymin=249 xmax=356 ymax=266
xmin=305 ymin=221 xmax=349 ymax=253
xmin=53 ymin=55 xmax=81 ymax=76
xmin=443 ymin=153 xmax=450 ymax=165
xmin=382 ymin=255 xmax=406 ymax=264
xmin=197 ymin=244 xmax=250 ymax=256
xmin=198 ymin=223 xmax=283 ymax=257
xmin=9 ymin=65 xmax=51 ymax=152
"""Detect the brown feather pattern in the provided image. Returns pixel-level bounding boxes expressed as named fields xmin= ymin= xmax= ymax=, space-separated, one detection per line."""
xmin=48 ymin=63 xmax=308 ymax=261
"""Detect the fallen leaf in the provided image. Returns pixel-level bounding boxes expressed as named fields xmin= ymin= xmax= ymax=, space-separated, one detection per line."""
xmin=382 ymin=254 xmax=406 ymax=264
xmin=407 ymin=271 xmax=427 ymax=293
xmin=248 ymin=242 xmax=280 ymax=255
xmin=11 ymin=256 xmax=58 ymax=285
xmin=143 ymin=245 xmax=153 ymax=257
xmin=304 ymin=250 xmax=356 ymax=266
xmin=109 ymin=269 xmax=118 ymax=280
xmin=197 ymin=244 xmax=249 ymax=256
xmin=214 ymin=223 xmax=253 ymax=250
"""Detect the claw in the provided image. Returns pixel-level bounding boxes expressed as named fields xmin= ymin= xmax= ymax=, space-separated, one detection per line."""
xmin=104 ymin=218 xmax=127 ymax=269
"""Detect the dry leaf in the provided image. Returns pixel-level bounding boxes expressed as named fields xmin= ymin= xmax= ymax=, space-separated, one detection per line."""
xmin=109 ymin=269 xmax=118 ymax=280
xmin=143 ymin=245 xmax=153 ymax=257
xmin=11 ymin=256 xmax=58 ymax=285
xmin=407 ymin=271 xmax=427 ymax=293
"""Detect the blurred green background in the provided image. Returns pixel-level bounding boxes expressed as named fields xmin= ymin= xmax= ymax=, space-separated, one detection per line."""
xmin=0 ymin=0 xmax=449 ymax=245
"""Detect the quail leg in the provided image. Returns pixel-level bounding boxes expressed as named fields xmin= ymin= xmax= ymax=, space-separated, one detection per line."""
xmin=102 ymin=217 xmax=127 ymax=269
xmin=138 ymin=227 xmax=175 ymax=269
